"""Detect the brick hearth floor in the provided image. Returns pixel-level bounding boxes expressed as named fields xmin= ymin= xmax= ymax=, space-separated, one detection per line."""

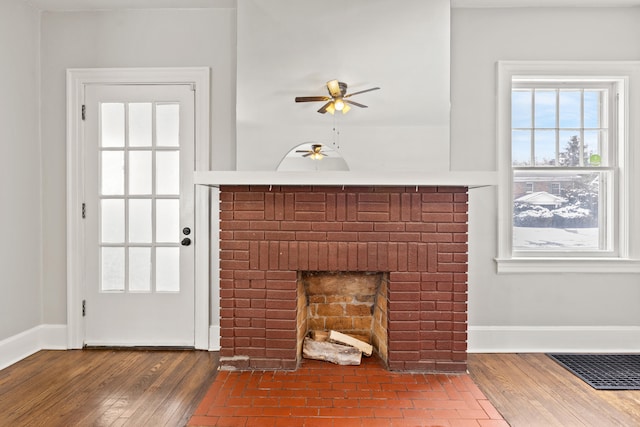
xmin=188 ymin=356 xmax=507 ymax=427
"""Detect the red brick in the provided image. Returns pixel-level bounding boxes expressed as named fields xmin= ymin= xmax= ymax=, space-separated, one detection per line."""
xmin=326 ymin=231 xmax=358 ymax=241
xmin=295 ymin=211 xmax=325 ymax=221
xmin=357 ymin=212 xmax=389 ymax=222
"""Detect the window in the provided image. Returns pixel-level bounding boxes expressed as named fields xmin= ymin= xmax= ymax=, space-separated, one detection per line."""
xmin=496 ymin=62 xmax=640 ymax=273
xmin=511 ymin=82 xmax=614 ymax=253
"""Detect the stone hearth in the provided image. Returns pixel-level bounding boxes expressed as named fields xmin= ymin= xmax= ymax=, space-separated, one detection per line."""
xmin=218 ymin=185 xmax=468 ymax=372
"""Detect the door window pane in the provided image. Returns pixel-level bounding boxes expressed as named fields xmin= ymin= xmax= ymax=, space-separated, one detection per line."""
xmin=129 ymin=151 xmax=152 ymax=195
xmin=156 ymin=247 xmax=179 ymax=292
xmin=156 ymin=199 xmax=179 ymax=243
xmin=156 ymin=104 xmax=180 ymax=147
xmin=101 ymin=151 xmax=124 ymax=195
xmin=129 ymin=103 xmax=152 ymax=147
xmin=129 ymin=247 xmax=151 ymax=292
xmin=101 ymin=247 xmax=125 ymax=291
xmin=156 ymin=151 xmax=180 ymax=195
xmin=101 ymin=199 xmax=124 ymax=243
xmin=101 ymin=103 xmax=125 ymax=148
xmin=129 ymin=199 xmax=152 ymax=243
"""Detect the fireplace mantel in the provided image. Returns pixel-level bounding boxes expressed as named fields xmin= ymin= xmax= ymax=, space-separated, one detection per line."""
xmin=194 ymin=171 xmax=497 ymax=188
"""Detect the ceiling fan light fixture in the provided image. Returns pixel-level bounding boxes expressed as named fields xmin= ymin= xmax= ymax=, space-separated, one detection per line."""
xmin=341 ymin=103 xmax=351 ymax=114
xmin=325 ymin=102 xmax=336 ymax=115
xmin=327 ymin=79 xmax=341 ymax=97
xmin=334 ymin=98 xmax=345 ymax=111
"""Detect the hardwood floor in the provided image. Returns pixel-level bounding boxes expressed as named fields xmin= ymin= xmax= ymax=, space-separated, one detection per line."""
xmin=2 ymin=351 xmax=639 ymax=426
xmin=469 ymin=353 xmax=640 ymax=427
xmin=0 ymin=349 xmax=219 ymax=427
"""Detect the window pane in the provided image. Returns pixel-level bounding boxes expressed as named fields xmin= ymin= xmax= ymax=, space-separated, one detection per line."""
xmin=584 ymin=130 xmax=604 ymax=165
xmin=156 ymin=247 xmax=179 ymax=292
xmin=101 ymin=199 xmax=124 ymax=243
xmin=101 ymin=103 xmax=125 ymax=147
xmin=129 ymin=199 xmax=152 ymax=243
xmin=584 ymin=90 xmax=603 ymax=129
xmin=513 ymin=171 xmax=604 ymax=251
xmin=156 ymin=151 xmax=180 ymax=195
xmin=129 ymin=103 xmax=152 ymax=147
xmin=101 ymin=247 xmax=125 ymax=291
xmin=129 ymin=151 xmax=152 ymax=195
xmin=129 ymin=247 xmax=151 ymax=292
xmin=512 ymin=130 xmax=531 ymax=166
xmin=534 ymin=89 xmax=556 ymax=128
xmin=558 ymin=132 xmax=583 ymax=167
xmin=512 ymin=90 xmax=532 ymax=128
xmin=559 ymin=90 xmax=581 ymax=128
xmin=156 ymin=199 xmax=179 ymax=243
xmin=156 ymin=104 xmax=180 ymax=147
xmin=101 ymin=151 xmax=124 ymax=195
xmin=534 ymin=130 xmax=556 ymax=166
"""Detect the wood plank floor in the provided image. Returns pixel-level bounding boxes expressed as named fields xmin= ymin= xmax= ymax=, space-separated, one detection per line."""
xmin=2 ymin=351 xmax=640 ymax=426
xmin=468 ymin=353 xmax=640 ymax=427
xmin=0 ymin=349 xmax=218 ymax=427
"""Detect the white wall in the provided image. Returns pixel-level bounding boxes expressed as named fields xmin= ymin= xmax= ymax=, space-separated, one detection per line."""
xmin=0 ymin=0 xmax=42 ymax=341
xmin=39 ymin=9 xmax=236 ymax=325
xmin=451 ymin=7 xmax=640 ymax=351
xmin=235 ymin=0 xmax=451 ymax=172
xmin=8 ymin=3 xmax=640 ymax=354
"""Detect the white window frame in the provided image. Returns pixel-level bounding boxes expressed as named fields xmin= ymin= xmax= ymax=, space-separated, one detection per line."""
xmin=496 ymin=61 xmax=640 ymax=273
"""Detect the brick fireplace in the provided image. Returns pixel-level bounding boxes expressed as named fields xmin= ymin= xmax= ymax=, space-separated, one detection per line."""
xmin=218 ymin=185 xmax=468 ymax=372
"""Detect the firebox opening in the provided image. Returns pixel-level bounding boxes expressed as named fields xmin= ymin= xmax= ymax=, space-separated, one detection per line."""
xmin=296 ymin=271 xmax=389 ymax=366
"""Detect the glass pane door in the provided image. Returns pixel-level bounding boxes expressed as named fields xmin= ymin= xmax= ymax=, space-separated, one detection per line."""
xmin=99 ymin=102 xmax=181 ymax=293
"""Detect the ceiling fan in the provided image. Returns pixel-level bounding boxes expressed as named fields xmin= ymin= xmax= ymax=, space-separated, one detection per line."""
xmin=295 ymin=80 xmax=380 ymax=114
xmin=296 ymin=143 xmax=328 ymax=160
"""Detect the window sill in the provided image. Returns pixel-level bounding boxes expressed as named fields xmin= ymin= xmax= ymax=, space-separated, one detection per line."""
xmin=495 ymin=257 xmax=640 ymax=274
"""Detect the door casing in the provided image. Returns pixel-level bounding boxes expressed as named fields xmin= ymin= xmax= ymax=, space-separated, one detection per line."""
xmin=66 ymin=68 xmax=211 ymax=350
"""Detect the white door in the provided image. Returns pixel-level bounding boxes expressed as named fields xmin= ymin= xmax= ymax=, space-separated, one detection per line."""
xmin=83 ymin=84 xmax=195 ymax=346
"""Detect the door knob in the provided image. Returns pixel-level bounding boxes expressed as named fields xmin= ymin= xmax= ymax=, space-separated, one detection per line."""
xmin=183 ymin=227 xmax=191 ymax=235
xmin=181 ymin=237 xmax=191 ymax=246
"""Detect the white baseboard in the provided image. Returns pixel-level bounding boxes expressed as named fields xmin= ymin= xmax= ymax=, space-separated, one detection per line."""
xmin=468 ymin=325 xmax=640 ymax=353
xmin=0 ymin=324 xmax=68 ymax=371
xmin=209 ymin=325 xmax=220 ymax=351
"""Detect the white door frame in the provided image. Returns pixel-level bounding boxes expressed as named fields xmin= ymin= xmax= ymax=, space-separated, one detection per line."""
xmin=66 ymin=68 xmax=211 ymax=349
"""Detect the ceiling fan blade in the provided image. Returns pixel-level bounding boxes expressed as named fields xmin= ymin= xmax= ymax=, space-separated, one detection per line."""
xmin=295 ymin=96 xmax=330 ymax=103
xmin=302 ymin=152 xmax=312 ymax=157
xmin=345 ymin=100 xmax=368 ymax=108
xmin=317 ymin=101 xmax=333 ymax=114
xmin=345 ymin=87 xmax=380 ymax=98
xmin=295 ymin=150 xmax=310 ymax=153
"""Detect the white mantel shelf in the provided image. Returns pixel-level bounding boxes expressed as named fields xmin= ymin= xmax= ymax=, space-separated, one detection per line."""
xmin=194 ymin=171 xmax=498 ymax=188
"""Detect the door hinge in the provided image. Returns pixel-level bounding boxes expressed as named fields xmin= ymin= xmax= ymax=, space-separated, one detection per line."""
xmin=82 ymin=300 xmax=86 ymax=317
xmin=82 ymin=203 xmax=86 ymax=219
xmin=81 ymin=105 xmax=86 ymax=121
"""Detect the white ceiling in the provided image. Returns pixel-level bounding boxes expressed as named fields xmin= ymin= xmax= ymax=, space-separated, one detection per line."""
xmin=25 ymin=0 xmax=640 ymax=11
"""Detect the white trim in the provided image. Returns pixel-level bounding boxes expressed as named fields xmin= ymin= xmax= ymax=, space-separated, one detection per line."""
xmin=495 ymin=257 xmax=640 ymax=273
xmin=66 ymin=67 xmax=211 ymax=349
xmin=209 ymin=325 xmax=221 ymax=351
xmin=496 ymin=61 xmax=640 ymax=272
xmin=0 ymin=325 xmax=68 ymax=371
xmin=194 ymin=170 xmax=498 ymax=187
xmin=468 ymin=325 xmax=640 ymax=353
